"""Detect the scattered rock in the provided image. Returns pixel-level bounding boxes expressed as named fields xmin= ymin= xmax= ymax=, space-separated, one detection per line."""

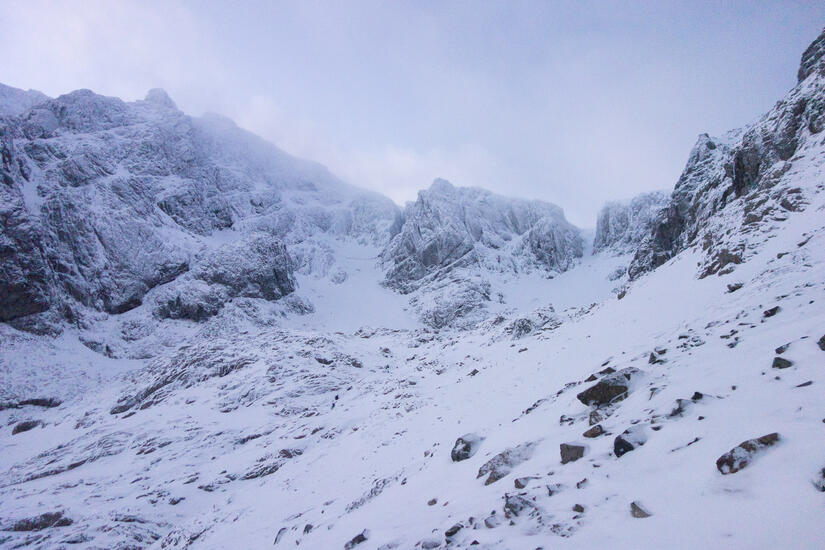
xmin=772 ymin=357 xmax=793 ymax=369
xmin=763 ymin=306 xmax=780 ymax=318
xmin=560 ymin=442 xmax=587 ymax=464
xmin=614 ymin=425 xmax=648 ymax=458
xmin=445 ymin=523 xmax=463 ymax=538
xmin=818 ymin=334 xmax=825 ymax=351
xmin=583 ymin=425 xmax=604 ymax=438
xmin=775 ymin=343 xmax=790 ymax=354
xmin=503 ymin=494 xmax=536 ymax=518
xmin=428 ymin=498 xmax=437 ymax=506
xmin=344 ymin=529 xmax=370 ymax=549
xmin=483 ymin=513 xmax=502 ymax=528
xmin=796 ymin=380 xmax=813 ymax=387
xmin=726 ymin=282 xmax=743 ymax=293
xmin=451 ymin=433 xmax=484 ymax=462
xmin=716 ymin=433 xmax=780 ymax=474
xmin=274 ymin=527 xmax=287 ymax=544
xmin=514 ymin=477 xmax=536 ymax=489
xmin=419 ymin=538 xmax=441 ymax=549
xmin=576 ymin=367 xmax=643 ymax=407
xmin=630 ymin=501 xmax=652 ymax=518
xmin=11 ymin=419 xmax=44 ymax=434
xmin=572 ymin=504 xmax=585 ymax=513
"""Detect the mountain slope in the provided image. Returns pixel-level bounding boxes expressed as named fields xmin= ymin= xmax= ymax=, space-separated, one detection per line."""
xmin=1 ymin=27 xmax=825 ymax=550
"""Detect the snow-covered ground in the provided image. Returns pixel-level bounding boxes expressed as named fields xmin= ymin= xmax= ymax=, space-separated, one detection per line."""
xmin=1 ymin=187 xmax=823 ymax=548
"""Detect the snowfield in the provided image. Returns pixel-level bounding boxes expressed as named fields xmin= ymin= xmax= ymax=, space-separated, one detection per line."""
xmin=2 ymin=27 xmax=825 ymax=550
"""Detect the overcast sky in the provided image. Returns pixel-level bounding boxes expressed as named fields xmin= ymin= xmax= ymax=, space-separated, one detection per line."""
xmin=2 ymin=1 xmax=823 ymax=225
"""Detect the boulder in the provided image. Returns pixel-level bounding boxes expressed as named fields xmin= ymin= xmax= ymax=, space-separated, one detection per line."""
xmin=614 ymin=425 xmax=648 ymax=458
xmin=772 ymin=357 xmax=793 ymax=369
xmin=577 ymin=367 xmax=643 ymax=407
xmin=451 ymin=433 xmax=484 ymax=462
xmin=630 ymin=501 xmax=652 ymax=518
xmin=716 ymin=433 xmax=780 ymax=474
xmin=818 ymin=334 xmax=825 ymax=351
xmin=477 ymin=442 xmax=536 ymax=485
xmin=583 ymin=425 xmax=604 ymax=438
xmin=344 ymin=529 xmax=370 ymax=549
xmin=560 ymin=442 xmax=587 ymax=464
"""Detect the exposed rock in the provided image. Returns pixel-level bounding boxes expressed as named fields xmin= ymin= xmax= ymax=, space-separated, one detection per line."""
xmin=726 ymin=282 xmax=743 ymax=293
xmin=11 ymin=419 xmax=43 ymax=434
xmin=763 ymin=306 xmax=780 ymax=318
xmin=4 ymin=511 xmax=72 ymax=531
xmin=817 ymin=334 xmax=825 ymax=351
xmin=419 ymin=538 xmax=441 ymax=549
xmin=716 ymin=433 xmax=780 ymax=474
xmin=772 ymin=357 xmax=793 ymax=369
xmin=477 ymin=442 xmax=537 ymax=485
xmin=583 ymin=425 xmax=604 ymax=438
xmin=629 ymin=28 xmax=825 ymax=280
xmin=814 ymin=468 xmax=825 ymax=492
xmin=614 ymin=425 xmax=648 ymax=458
xmin=444 ymin=523 xmax=463 ymax=539
xmin=560 ymin=442 xmax=587 ymax=464
xmin=344 ymin=529 xmax=370 ymax=549
xmin=775 ymin=343 xmax=790 ymax=354
xmin=451 ymin=433 xmax=484 ymax=462
xmin=630 ymin=501 xmax=652 ymax=518
xmin=503 ymin=493 xmax=537 ymax=518
xmin=572 ymin=504 xmax=585 ymax=513
xmin=576 ymin=367 xmax=643 ymax=407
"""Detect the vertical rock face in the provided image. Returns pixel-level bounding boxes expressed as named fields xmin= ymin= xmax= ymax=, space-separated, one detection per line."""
xmin=628 ymin=28 xmax=825 ymax=280
xmin=0 ymin=86 xmax=398 ymax=331
xmin=381 ymin=179 xmax=584 ymax=292
xmin=592 ymin=191 xmax=670 ymax=254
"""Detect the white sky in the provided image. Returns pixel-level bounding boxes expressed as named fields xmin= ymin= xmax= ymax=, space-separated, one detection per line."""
xmin=1 ymin=1 xmax=823 ymax=226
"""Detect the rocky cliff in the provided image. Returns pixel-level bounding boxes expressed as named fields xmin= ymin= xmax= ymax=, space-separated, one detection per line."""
xmin=629 ymin=27 xmax=825 ymax=279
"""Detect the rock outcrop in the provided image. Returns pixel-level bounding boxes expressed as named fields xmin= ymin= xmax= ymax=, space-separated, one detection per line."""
xmin=593 ymin=191 xmax=669 ymax=254
xmin=628 ymin=28 xmax=825 ymax=279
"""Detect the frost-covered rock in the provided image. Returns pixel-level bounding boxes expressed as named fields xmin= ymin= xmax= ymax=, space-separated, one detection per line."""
xmin=381 ymin=179 xmax=583 ymax=292
xmin=629 ymin=28 xmax=825 ymax=279
xmin=380 ymin=179 xmax=582 ymax=328
xmin=0 ymin=85 xmax=397 ymax=331
xmin=593 ymin=191 xmax=669 ymax=254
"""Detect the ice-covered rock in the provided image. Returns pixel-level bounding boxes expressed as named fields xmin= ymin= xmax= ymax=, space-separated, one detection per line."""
xmin=0 ymin=85 xmax=398 ymax=332
xmin=629 ymin=28 xmax=825 ymax=279
xmin=592 ymin=191 xmax=669 ymax=254
xmin=381 ymin=179 xmax=583 ymax=292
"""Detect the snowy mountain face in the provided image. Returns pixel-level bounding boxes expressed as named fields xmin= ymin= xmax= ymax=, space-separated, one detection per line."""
xmin=0 ymin=85 xmax=399 ymax=337
xmin=628 ymin=30 xmax=825 ymax=280
xmin=381 ymin=179 xmax=584 ymax=327
xmin=1 ymin=29 xmax=825 ymax=550
xmin=0 ymin=83 xmax=48 ymax=117
xmin=592 ymin=191 xmax=669 ymax=255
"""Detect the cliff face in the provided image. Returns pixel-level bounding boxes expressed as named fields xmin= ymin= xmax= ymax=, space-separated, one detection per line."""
xmin=381 ymin=178 xmax=583 ymax=293
xmin=628 ymin=28 xmax=825 ymax=280
xmin=0 ymin=87 xmax=397 ymax=332
xmin=592 ymin=191 xmax=670 ymax=255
